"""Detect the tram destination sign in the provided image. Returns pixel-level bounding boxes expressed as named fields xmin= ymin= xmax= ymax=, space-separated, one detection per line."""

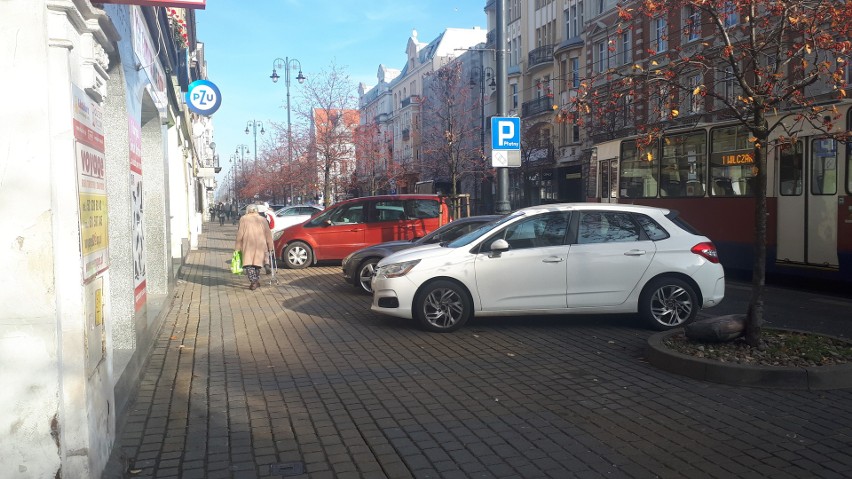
xmin=712 ymin=151 xmax=754 ymax=166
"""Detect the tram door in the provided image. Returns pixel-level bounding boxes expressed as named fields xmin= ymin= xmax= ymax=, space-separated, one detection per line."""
xmin=775 ymin=140 xmax=839 ymax=267
xmin=598 ymin=159 xmax=618 ymax=203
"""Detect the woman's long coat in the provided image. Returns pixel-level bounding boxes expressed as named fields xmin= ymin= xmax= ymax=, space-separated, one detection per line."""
xmin=235 ymin=212 xmax=274 ymax=267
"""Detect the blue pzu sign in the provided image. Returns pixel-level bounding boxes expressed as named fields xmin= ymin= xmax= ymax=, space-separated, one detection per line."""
xmin=186 ymin=80 xmax=222 ymax=116
xmin=491 ymin=117 xmax=520 ymax=150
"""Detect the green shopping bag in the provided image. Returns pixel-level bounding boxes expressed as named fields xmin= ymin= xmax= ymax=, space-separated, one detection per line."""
xmin=230 ymin=250 xmax=243 ymax=275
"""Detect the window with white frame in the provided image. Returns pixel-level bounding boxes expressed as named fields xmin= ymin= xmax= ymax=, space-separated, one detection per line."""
xmin=682 ymin=5 xmax=700 ymax=42
xmin=654 ymin=16 xmax=668 ymax=53
xmin=723 ymin=66 xmax=735 ymax=105
xmin=649 ymin=86 xmax=671 ymax=122
xmin=596 ymin=40 xmax=607 ymax=72
xmin=511 ymin=83 xmax=518 ymax=110
xmin=569 ymin=5 xmax=578 ymax=37
xmin=619 ymin=31 xmax=632 ymax=65
xmin=723 ymin=2 xmax=739 ymax=28
xmin=570 ymin=57 xmax=580 ymax=88
xmin=687 ymin=74 xmax=703 ymax=114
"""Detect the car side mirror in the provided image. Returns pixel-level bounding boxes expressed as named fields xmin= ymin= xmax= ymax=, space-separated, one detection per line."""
xmin=488 ymin=238 xmax=509 ymax=257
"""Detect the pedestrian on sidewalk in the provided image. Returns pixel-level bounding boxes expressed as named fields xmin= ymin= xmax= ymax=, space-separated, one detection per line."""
xmin=235 ymin=204 xmax=274 ymax=290
xmin=218 ymin=202 xmax=226 ymax=226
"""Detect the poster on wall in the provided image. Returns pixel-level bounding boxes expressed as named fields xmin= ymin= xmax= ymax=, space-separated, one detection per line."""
xmin=129 ymin=117 xmax=147 ymax=312
xmin=85 ymin=276 xmax=106 ymax=375
xmin=73 ymin=86 xmax=109 ymax=282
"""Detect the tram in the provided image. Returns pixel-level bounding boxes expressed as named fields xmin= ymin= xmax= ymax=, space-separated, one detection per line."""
xmin=590 ymin=105 xmax=852 ymax=286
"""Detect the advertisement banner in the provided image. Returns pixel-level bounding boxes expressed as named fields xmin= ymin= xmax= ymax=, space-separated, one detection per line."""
xmin=73 ymin=86 xmax=109 ymax=282
xmin=129 ymin=117 xmax=147 ymax=311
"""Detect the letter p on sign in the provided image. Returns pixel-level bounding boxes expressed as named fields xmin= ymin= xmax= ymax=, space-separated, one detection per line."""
xmin=491 ymin=117 xmax=520 ymax=150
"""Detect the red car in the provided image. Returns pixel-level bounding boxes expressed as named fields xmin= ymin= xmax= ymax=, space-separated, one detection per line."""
xmin=274 ymin=195 xmax=450 ymax=269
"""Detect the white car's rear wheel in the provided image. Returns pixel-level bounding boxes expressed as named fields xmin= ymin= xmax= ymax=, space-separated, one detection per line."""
xmin=640 ymin=277 xmax=698 ymax=330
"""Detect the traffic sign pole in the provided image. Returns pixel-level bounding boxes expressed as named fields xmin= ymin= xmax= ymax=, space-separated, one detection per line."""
xmin=495 ymin=0 xmax=510 ymax=215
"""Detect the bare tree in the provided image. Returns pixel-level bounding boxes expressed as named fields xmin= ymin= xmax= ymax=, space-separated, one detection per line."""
xmin=353 ymin=122 xmax=406 ymax=196
xmin=420 ymin=61 xmax=486 ymax=210
xmin=294 ymin=61 xmax=359 ymax=207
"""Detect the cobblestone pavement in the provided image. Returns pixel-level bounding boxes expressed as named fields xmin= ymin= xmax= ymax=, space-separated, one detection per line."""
xmin=106 ymin=223 xmax=852 ymax=479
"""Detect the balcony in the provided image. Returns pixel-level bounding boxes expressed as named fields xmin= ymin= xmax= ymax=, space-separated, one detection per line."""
xmin=528 ymin=44 xmax=555 ymax=69
xmin=485 ymin=30 xmax=495 ymax=48
xmin=401 ymin=95 xmax=421 ymax=108
xmin=522 ymin=96 xmax=556 ymax=118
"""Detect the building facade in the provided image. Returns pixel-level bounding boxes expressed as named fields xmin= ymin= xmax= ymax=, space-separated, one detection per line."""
xmin=358 ymin=27 xmax=488 ymax=213
xmin=0 ymin=1 xmax=213 ymax=476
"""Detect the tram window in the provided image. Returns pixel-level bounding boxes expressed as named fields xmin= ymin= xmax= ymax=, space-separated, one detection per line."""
xmin=811 ymin=139 xmax=837 ymax=195
xmin=661 ymin=131 xmax=706 ymax=197
xmin=619 ymin=140 xmax=658 ymax=198
xmin=710 ymin=125 xmax=754 ymax=197
xmin=779 ymin=142 xmax=803 ymax=196
xmin=848 ymin=140 xmax=852 ymax=194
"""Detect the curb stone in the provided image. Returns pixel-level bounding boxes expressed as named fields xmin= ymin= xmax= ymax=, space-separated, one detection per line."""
xmin=646 ymin=328 xmax=852 ymax=390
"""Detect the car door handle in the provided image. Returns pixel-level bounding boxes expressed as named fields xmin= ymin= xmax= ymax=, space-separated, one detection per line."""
xmin=350 ymin=228 xmax=364 ymax=232
xmin=624 ymin=249 xmax=646 ymax=256
xmin=542 ymin=257 xmax=565 ymax=263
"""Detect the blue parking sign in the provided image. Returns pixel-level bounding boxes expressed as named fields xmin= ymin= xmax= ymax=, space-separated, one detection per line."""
xmin=491 ymin=117 xmax=520 ymax=150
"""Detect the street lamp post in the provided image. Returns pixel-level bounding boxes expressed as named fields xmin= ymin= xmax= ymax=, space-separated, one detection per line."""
xmin=470 ymin=65 xmax=496 ymax=162
xmin=494 ymin=0 xmax=510 ymax=214
xmin=235 ymin=144 xmax=250 ymax=206
xmin=471 ymin=63 xmax=495 ymax=215
xmin=244 ymin=120 xmax=264 ymax=166
xmin=270 ymin=57 xmax=306 ymax=206
xmin=230 ymin=153 xmax=238 ymax=208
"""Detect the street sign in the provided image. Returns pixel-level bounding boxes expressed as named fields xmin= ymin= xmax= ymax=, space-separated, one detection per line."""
xmin=491 ymin=149 xmax=521 ymax=168
xmin=186 ymin=80 xmax=222 ymax=116
xmin=491 ymin=117 xmax=520 ymax=151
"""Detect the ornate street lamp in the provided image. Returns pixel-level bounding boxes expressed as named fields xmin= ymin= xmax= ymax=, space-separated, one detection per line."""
xmin=235 ymin=144 xmax=250 ymax=206
xmin=270 ymin=56 xmax=306 ymax=205
xmin=244 ymin=120 xmax=264 ymax=166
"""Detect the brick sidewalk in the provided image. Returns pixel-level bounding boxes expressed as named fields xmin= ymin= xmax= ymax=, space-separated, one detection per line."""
xmin=106 ymin=222 xmax=852 ymax=478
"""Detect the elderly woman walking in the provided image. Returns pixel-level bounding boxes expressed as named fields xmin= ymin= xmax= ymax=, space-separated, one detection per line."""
xmin=235 ymin=204 xmax=274 ymax=290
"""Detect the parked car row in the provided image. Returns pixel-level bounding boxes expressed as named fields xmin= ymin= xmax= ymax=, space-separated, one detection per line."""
xmin=264 ymin=196 xmax=726 ymax=334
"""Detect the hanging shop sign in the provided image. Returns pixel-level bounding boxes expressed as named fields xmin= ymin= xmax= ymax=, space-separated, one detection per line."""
xmin=186 ymin=79 xmax=222 ymax=116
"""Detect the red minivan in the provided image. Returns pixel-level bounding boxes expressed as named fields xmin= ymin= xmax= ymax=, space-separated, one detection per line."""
xmin=274 ymin=195 xmax=450 ymax=269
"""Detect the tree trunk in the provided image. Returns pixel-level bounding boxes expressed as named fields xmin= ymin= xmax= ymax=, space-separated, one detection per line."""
xmin=745 ymin=119 xmax=769 ymax=347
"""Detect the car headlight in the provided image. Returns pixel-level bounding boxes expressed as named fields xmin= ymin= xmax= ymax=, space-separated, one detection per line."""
xmin=376 ymin=259 xmax=420 ymax=279
xmin=273 ymin=230 xmax=285 ymax=241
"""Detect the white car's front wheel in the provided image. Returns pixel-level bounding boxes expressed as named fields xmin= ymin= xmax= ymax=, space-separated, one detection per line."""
xmin=640 ymin=277 xmax=699 ymax=330
xmin=413 ymin=280 xmax=472 ymax=333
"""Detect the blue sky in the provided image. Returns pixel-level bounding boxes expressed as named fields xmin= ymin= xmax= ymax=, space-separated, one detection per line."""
xmin=196 ymin=0 xmax=487 ymax=186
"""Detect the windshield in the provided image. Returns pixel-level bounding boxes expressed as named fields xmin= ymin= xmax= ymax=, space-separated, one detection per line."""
xmin=305 ymin=207 xmax=336 ymax=226
xmin=445 ymin=212 xmax=523 ymax=247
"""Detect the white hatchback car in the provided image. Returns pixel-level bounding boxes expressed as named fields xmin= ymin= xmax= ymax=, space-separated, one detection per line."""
xmin=371 ymin=203 xmax=725 ymax=333
xmin=270 ymin=205 xmax=323 ymax=236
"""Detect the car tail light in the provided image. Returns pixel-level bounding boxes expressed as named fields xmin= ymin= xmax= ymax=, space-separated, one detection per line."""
xmin=691 ymin=242 xmax=719 ymax=264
